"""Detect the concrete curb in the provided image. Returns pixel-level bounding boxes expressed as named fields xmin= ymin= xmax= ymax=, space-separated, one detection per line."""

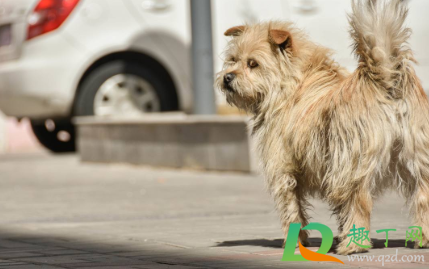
xmin=74 ymin=115 xmax=258 ymax=173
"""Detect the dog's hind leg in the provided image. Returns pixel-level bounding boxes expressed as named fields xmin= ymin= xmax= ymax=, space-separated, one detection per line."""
xmin=400 ymin=99 xmax=429 ymax=249
xmin=331 ymin=184 xmax=373 ymax=255
xmin=270 ymin=174 xmax=310 ymax=248
xmin=409 ymin=181 xmax=429 ymax=248
xmin=403 ymin=138 xmax=429 ymax=249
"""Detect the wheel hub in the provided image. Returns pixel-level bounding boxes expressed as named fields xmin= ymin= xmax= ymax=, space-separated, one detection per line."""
xmin=94 ymin=74 xmax=161 ymax=116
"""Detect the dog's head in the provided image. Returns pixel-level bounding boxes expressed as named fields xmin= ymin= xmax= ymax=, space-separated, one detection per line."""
xmin=216 ymin=22 xmax=296 ymax=112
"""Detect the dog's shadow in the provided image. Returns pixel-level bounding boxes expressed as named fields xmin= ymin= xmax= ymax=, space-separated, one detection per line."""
xmin=215 ymin=238 xmax=413 ymax=253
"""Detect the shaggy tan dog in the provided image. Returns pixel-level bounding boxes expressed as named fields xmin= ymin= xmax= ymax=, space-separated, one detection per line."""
xmin=216 ymin=0 xmax=429 ymax=255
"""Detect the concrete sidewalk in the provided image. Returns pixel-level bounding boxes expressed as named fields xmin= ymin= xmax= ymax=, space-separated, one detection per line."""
xmin=0 ymin=153 xmax=427 ymax=268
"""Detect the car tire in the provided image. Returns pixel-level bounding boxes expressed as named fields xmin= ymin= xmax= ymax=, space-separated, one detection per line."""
xmin=30 ymin=118 xmax=76 ymax=153
xmin=74 ymin=60 xmax=179 ymax=116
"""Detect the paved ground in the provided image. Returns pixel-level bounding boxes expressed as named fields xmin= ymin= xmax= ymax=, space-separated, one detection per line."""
xmin=0 ymin=153 xmax=428 ymax=269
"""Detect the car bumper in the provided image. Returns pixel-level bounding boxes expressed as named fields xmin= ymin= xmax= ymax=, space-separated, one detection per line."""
xmin=0 ymin=34 xmax=86 ymax=119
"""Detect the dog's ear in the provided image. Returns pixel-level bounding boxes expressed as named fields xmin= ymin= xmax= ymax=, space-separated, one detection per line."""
xmin=225 ymin=26 xmax=246 ymax=37
xmin=269 ymin=29 xmax=292 ymax=51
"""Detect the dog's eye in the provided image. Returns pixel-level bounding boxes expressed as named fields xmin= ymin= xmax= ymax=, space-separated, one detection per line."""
xmin=248 ymin=59 xmax=258 ymax=68
xmin=228 ymin=57 xmax=236 ymax=63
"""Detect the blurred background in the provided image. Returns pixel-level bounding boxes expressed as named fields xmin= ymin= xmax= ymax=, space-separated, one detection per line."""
xmin=0 ymin=0 xmax=428 ymax=154
xmin=0 ymin=1 xmax=428 ymax=268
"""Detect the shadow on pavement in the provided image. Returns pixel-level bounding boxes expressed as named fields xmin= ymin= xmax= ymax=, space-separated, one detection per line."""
xmin=216 ymin=238 xmax=415 ymax=252
xmin=0 ymin=230 xmax=293 ymax=269
xmin=216 ymin=238 xmax=283 ymax=249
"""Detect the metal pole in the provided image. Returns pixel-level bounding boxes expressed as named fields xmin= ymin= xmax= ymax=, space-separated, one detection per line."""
xmin=190 ymin=0 xmax=216 ymax=115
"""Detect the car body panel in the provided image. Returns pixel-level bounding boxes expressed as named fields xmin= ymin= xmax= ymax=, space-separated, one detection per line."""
xmin=0 ymin=0 xmax=37 ymax=62
xmin=0 ymin=31 xmax=88 ymax=118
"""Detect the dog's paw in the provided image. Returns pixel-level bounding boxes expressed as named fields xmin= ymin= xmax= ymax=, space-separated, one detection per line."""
xmin=336 ymin=241 xmax=371 ymax=255
xmin=414 ymin=238 xmax=429 ymax=249
xmin=334 ymin=236 xmax=340 ymax=244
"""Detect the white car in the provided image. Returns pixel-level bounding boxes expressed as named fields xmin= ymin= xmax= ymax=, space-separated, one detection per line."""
xmin=0 ymin=0 xmax=192 ymax=152
xmin=0 ymin=0 xmax=428 ymax=152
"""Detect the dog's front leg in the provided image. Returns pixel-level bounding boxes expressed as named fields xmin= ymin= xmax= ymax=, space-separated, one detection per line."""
xmin=269 ymin=174 xmax=310 ymax=248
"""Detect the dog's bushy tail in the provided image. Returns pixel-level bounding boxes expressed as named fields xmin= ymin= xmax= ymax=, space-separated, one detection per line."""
xmin=349 ymin=0 xmax=414 ymax=98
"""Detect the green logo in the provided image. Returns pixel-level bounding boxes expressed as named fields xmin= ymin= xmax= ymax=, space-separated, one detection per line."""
xmin=282 ymin=223 xmax=424 ymax=264
xmin=282 ymin=223 xmax=344 ymax=264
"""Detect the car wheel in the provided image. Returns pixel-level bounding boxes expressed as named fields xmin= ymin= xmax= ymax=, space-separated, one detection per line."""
xmin=30 ymin=118 xmax=76 ymax=153
xmin=74 ymin=60 xmax=179 ymax=116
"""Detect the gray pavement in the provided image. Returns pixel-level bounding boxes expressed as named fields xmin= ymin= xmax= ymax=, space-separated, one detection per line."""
xmin=0 ymin=152 xmax=428 ymax=268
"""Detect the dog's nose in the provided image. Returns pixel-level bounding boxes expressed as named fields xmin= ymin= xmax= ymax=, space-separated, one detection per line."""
xmin=224 ymin=73 xmax=236 ymax=84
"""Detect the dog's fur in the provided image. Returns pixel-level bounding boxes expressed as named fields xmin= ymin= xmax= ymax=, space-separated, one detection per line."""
xmin=216 ymin=0 xmax=429 ymax=255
